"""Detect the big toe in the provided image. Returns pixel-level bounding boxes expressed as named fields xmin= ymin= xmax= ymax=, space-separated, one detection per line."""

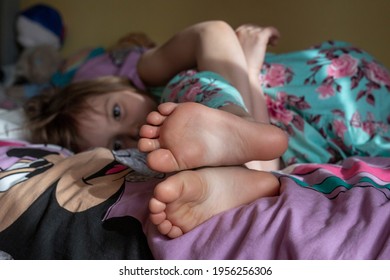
xmin=147 ymin=149 xmax=180 ymax=172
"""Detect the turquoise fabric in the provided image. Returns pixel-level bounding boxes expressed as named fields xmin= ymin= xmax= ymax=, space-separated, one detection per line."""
xmin=150 ymin=70 xmax=247 ymax=110
xmin=262 ymin=41 xmax=390 ymax=164
xmin=151 ymin=41 xmax=390 ymax=165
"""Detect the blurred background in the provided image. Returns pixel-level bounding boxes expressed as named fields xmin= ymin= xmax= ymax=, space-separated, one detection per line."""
xmin=1 ymin=0 xmax=389 ymax=66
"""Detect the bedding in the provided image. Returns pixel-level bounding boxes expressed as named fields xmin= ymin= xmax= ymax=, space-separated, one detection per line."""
xmin=0 ymin=141 xmax=153 ymax=259
xmin=0 ymin=140 xmax=389 ymax=259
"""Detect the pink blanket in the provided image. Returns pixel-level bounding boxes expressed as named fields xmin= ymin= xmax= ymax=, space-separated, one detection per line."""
xmin=105 ymin=156 xmax=390 ymax=259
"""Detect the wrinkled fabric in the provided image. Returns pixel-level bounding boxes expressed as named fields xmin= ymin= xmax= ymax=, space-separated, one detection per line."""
xmin=105 ymin=156 xmax=390 ymax=260
xmin=156 ymin=41 xmax=390 ymax=165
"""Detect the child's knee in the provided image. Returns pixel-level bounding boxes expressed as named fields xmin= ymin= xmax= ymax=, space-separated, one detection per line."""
xmin=197 ymin=20 xmax=234 ymax=37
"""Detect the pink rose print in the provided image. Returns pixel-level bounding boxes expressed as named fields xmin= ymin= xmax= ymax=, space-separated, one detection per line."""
xmin=327 ymin=54 xmax=358 ymax=78
xmin=266 ymin=92 xmax=293 ymax=125
xmin=350 ymin=111 xmax=362 ymax=127
xmin=362 ymin=122 xmax=376 ymax=136
xmin=261 ymin=64 xmax=292 ymax=87
xmin=168 ymin=84 xmax=182 ymax=100
xmin=364 ymin=61 xmax=390 ymax=86
xmin=182 ymin=69 xmax=198 ymax=77
xmin=316 ymin=84 xmax=335 ymax=99
xmin=180 ymin=82 xmax=202 ymax=102
xmin=333 ymin=119 xmax=347 ymax=139
xmin=350 ymin=111 xmax=388 ymax=137
xmin=168 ymin=72 xmax=201 ymax=101
xmin=362 ymin=112 xmax=378 ymax=137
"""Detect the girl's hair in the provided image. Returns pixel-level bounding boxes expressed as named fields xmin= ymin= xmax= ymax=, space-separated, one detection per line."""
xmin=24 ymin=76 xmax=139 ymax=152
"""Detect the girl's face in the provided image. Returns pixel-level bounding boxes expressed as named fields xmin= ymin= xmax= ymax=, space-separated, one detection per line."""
xmin=76 ymin=90 xmax=157 ymax=151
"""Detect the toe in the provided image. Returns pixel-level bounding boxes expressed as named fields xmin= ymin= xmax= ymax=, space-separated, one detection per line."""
xmin=147 ymin=149 xmax=180 ymax=173
xmin=154 ymin=177 xmax=183 ymax=203
xmin=146 ymin=111 xmax=166 ymax=126
xmin=149 ymin=212 xmax=166 ymax=225
xmin=157 ymin=102 xmax=179 ymax=116
xmin=139 ymin=124 xmax=160 ymax=138
xmin=167 ymin=226 xmax=184 ymax=238
xmin=149 ymin=197 xmax=166 ymax=213
xmin=138 ymin=138 xmax=161 ymax=152
xmin=157 ymin=220 xmax=173 ymax=235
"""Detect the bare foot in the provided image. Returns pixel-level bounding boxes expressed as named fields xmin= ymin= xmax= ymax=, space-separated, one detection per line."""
xmin=149 ymin=166 xmax=280 ymax=238
xmin=138 ymin=102 xmax=287 ymax=173
xmin=235 ymin=25 xmax=280 ymax=73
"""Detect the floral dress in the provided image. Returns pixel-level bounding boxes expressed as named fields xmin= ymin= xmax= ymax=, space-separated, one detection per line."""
xmin=151 ymin=41 xmax=390 ymax=165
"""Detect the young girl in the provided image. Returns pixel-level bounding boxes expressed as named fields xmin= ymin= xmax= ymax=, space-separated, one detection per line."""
xmin=24 ymin=20 xmax=390 ymax=238
xmin=22 ymin=21 xmax=290 ymax=238
xmin=25 ymin=21 xmax=287 ymax=170
xmin=25 ymin=20 xmax=390 ymax=165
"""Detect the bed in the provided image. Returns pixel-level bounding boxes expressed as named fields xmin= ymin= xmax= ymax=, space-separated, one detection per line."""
xmin=1 ymin=139 xmax=389 ymax=260
xmin=2 ymin=24 xmax=390 ymax=260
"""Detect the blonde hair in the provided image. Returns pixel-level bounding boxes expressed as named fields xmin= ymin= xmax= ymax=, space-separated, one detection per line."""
xmin=24 ymin=76 xmax=141 ymax=152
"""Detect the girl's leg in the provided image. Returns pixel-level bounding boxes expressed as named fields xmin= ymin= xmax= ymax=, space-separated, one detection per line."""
xmin=190 ymin=22 xmax=284 ymax=172
xmin=138 ymin=21 xmax=256 ymax=118
xmin=139 ymin=23 xmax=286 ymax=172
xmin=190 ymin=21 xmax=255 ymax=115
xmin=235 ymin=25 xmax=280 ymax=123
xmin=235 ymin=25 xmax=283 ymax=171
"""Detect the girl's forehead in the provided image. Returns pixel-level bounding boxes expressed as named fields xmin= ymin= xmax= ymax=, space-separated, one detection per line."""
xmin=85 ymin=93 xmax=108 ymax=106
xmin=83 ymin=94 xmax=111 ymax=115
xmin=85 ymin=90 xmax=133 ymax=105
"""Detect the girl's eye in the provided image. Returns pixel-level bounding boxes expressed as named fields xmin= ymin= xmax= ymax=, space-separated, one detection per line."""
xmin=113 ymin=104 xmax=121 ymax=120
xmin=113 ymin=140 xmax=122 ymax=151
